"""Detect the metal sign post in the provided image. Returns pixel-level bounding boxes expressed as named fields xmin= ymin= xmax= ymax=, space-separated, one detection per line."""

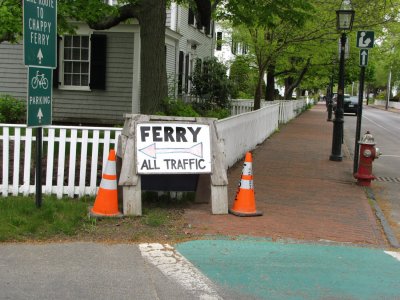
xmin=24 ymin=0 xmax=57 ymax=207
xmin=354 ymin=30 xmax=374 ymax=174
xmin=354 ymin=66 xmax=366 ymax=174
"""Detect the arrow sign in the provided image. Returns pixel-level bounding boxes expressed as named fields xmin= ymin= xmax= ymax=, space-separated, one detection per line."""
xmin=360 ymin=49 xmax=369 ymax=67
xmin=37 ymin=108 xmax=43 ymax=123
xmin=23 ymin=0 xmax=57 ymax=68
xmin=37 ymin=49 xmax=43 ymax=65
xmin=27 ymin=67 xmax=52 ymax=127
xmin=139 ymin=142 xmax=203 ymax=159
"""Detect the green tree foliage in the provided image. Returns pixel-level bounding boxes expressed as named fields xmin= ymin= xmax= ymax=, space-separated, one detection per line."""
xmin=219 ymin=0 xmax=314 ymax=107
xmin=0 ymin=0 xmax=22 ymax=43
xmin=219 ymin=0 xmax=400 ymax=103
xmin=229 ymin=56 xmax=258 ymax=98
xmin=191 ymin=57 xmax=231 ymax=110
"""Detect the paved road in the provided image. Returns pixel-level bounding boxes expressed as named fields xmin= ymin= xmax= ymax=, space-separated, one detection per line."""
xmin=0 ymin=242 xmax=227 ymax=300
xmin=1 ymin=241 xmax=399 ymax=300
xmin=343 ymin=105 xmax=400 ymax=241
xmin=343 ymin=105 xmax=400 ymax=177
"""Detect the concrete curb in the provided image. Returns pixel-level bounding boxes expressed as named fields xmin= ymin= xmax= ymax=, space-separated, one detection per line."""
xmin=365 ymin=187 xmax=400 ymax=249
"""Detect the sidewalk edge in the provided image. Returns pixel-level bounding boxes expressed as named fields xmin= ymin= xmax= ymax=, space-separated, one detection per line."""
xmin=365 ymin=187 xmax=400 ymax=249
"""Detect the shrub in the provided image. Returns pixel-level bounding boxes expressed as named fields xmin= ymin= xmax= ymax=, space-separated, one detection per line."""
xmin=204 ymin=108 xmax=230 ymax=119
xmin=0 ymin=95 xmax=26 ymax=124
xmin=191 ymin=58 xmax=232 ymax=110
xmin=158 ymin=98 xmax=200 ymax=117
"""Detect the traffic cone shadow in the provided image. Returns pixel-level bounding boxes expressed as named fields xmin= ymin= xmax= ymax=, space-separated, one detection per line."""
xmin=90 ymin=149 xmax=123 ymax=218
xmin=229 ymin=152 xmax=263 ymax=217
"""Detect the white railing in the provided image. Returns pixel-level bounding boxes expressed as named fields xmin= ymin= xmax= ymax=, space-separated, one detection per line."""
xmin=230 ymin=99 xmax=308 ymax=123
xmin=1 ymin=124 xmax=121 ymax=198
xmin=217 ymin=104 xmax=279 ymax=168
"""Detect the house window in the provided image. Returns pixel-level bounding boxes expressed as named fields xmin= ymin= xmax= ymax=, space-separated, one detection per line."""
xmin=57 ymin=34 xmax=107 ymax=90
xmin=231 ymin=40 xmax=238 ymax=55
xmin=62 ymin=35 xmax=90 ymax=88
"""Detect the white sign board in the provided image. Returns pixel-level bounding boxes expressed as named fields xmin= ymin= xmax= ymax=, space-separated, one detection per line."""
xmin=136 ymin=123 xmax=212 ymax=174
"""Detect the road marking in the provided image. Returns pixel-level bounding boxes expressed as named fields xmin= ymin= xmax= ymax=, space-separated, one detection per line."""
xmin=139 ymin=243 xmax=222 ymax=300
xmin=380 ymin=155 xmax=400 ymax=158
xmin=363 ymin=115 xmax=396 ymax=135
xmin=385 ymin=251 xmax=400 ymax=261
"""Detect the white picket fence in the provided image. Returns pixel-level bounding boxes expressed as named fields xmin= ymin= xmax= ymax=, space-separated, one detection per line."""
xmin=1 ymin=125 xmax=121 ymax=198
xmin=1 ymin=99 xmax=307 ymax=198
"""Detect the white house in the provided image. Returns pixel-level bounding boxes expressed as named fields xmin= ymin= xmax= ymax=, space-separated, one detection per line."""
xmin=0 ymin=3 xmax=215 ymax=125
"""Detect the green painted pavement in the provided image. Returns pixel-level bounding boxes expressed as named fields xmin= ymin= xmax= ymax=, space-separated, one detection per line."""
xmin=176 ymin=240 xmax=400 ymax=300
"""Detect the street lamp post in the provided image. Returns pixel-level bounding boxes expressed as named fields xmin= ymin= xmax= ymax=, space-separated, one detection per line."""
xmin=330 ymin=0 xmax=355 ymax=161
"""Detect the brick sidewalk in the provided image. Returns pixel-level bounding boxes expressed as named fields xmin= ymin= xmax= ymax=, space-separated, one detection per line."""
xmin=184 ymin=103 xmax=386 ymax=246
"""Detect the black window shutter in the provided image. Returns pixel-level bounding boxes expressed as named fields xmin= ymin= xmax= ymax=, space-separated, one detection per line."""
xmin=90 ymin=34 xmax=107 ymax=90
xmin=205 ymin=21 xmax=211 ymax=35
xmin=184 ymin=54 xmax=189 ymax=93
xmin=178 ymin=51 xmax=184 ymax=94
xmin=188 ymin=8 xmax=194 ymax=25
xmin=53 ymin=36 xmax=61 ymax=88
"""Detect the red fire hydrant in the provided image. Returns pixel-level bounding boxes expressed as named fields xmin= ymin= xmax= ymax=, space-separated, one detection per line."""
xmin=354 ymin=131 xmax=381 ymax=186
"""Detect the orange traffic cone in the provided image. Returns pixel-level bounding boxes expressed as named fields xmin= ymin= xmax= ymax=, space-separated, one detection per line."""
xmin=90 ymin=150 xmax=122 ymax=217
xmin=229 ymin=152 xmax=263 ymax=217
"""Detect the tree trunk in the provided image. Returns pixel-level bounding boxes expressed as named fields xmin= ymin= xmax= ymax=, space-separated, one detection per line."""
xmin=284 ymin=77 xmax=294 ymax=99
xmin=284 ymin=58 xmax=311 ymax=100
xmin=254 ymin=69 xmax=264 ymax=110
xmin=138 ymin=0 xmax=168 ymax=114
xmin=265 ymin=64 xmax=275 ymax=101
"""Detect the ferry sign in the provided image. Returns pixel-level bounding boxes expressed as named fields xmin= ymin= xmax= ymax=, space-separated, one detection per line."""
xmin=136 ymin=123 xmax=212 ymax=174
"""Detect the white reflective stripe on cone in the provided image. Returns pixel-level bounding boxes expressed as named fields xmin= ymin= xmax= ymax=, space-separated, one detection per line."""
xmin=239 ymin=179 xmax=253 ymax=190
xmin=105 ymin=161 xmax=117 ymax=175
xmin=100 ymin=178 xmax=117 ymax=190
xmin=242 ymin=162 xmax=252 ymax=176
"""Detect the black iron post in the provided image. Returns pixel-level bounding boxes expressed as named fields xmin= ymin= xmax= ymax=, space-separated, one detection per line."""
xmin=330 ymin=32 xmax=347 ymax=162
xmin=353 ymin=66 xmax=365 ymax=174
xmin=327 ymin=74 xmax=334 ymax=121
xmin=35 ymin=127 xmax=42 ymax=208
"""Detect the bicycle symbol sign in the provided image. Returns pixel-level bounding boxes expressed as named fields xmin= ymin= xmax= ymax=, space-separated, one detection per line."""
xmin=27 ymin=67 xmax=52 ymax=127
xmin=31 ymin=70 xmax=49 ymax=90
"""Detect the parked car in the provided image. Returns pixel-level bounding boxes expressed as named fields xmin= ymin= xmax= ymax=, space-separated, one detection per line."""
xmin=332 ymin=94 xmax=351 ymax=111
xmin=344 ymin=96 xmax=359 ymax=115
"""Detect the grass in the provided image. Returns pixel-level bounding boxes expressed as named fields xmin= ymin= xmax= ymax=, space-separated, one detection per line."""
xmin=0 ymin=192 xmax=194 ymax=243
xmin=0 ymin=195 xmax=91 ymax=242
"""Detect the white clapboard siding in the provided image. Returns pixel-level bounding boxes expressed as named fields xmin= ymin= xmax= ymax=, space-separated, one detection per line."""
xmin=0 ymin=125 xmax=121 ymax=198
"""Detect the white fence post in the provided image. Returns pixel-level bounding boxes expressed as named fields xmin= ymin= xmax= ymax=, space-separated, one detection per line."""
xmin=2 ymin=127 xmax=9 ymax=196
